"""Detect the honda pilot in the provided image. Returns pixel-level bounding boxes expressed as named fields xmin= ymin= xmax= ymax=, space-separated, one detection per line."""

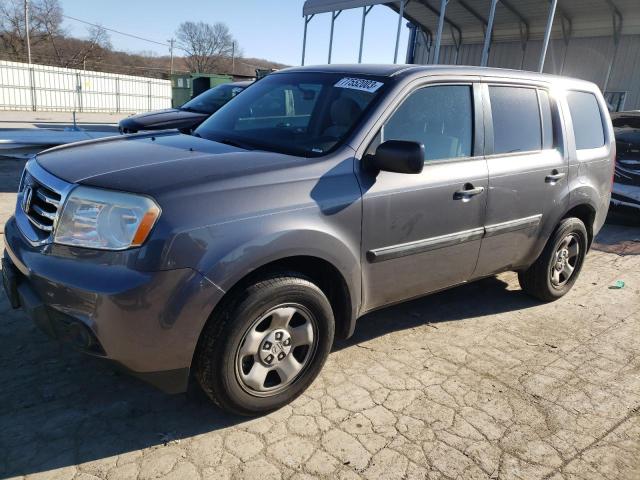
xmin=2 ymin=65 xmax=614 ymax=415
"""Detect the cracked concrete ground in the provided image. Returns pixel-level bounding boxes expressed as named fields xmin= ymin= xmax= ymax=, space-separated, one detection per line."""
xmin=0 ymin=157 xmax=638 ymax=480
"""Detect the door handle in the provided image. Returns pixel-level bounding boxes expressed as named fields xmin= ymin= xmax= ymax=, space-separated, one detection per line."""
xmin=545 ymin=171 xmax=566 ymax=183
xmin=454 ymin=184 xmax=485 ymax=201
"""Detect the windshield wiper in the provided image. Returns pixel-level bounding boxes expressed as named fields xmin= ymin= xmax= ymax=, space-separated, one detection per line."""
xmin=180 ymin=106 xmax=206 ymax=113
xmin=216 ymin=138 xmax=255 ymax=150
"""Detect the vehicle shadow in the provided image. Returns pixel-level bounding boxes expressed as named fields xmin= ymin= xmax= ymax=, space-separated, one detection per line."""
xmin=0 ymin=299 xmax=244 ymax=477
xmin=334 ymin=275 xmax=537 ymax=351
xmin=0 ymin=274 xmax=537 ymax=478
xmin=32 ymin=123 xmax=120 ymax=133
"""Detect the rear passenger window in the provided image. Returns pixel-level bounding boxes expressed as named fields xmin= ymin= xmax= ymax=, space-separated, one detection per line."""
xmin=489 ymin=86 xmax=541 ymax=154
xmin=566 ymin=91 xmax=605 ymax=150
xmin=382 ymin=85 xmax=473 ymax=161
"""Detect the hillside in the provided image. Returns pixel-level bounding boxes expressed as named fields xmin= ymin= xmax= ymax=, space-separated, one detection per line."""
xmin=0 ymin=37 xmax=287 ymax=79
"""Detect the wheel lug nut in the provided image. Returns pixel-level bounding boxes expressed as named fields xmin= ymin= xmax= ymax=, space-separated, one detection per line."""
xmin=262 ymin=341 xmax=272 ymax=350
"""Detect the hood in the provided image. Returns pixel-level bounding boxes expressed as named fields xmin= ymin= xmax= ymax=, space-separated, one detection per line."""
xmin=119 ymin=108 xmax=208 ymax=130
xmin=36 ymin=132 xmax=306 ymax=195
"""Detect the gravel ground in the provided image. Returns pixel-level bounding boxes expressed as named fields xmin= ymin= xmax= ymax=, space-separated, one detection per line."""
xmin=0 ymin=157 xmax=638 ymax=480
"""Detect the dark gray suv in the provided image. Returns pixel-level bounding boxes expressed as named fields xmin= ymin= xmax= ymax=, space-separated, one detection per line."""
xmin=2 ymin=65 xmax=614 ymax=415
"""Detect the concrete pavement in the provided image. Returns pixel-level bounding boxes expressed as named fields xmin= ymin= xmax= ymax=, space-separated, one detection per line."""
xmin=0 ymin=111 xmax=126 ymax=130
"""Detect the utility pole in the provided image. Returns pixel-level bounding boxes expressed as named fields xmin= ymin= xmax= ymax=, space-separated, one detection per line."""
xmin=168 ymin=38 xmax=175 ymax=75
xmin=231 ymin=41 xmax=235 ymax=75
xmin=25 ymin=0 xmax=36 ymax=110
xmin=24 ymin=0 xmax=32 ymax=65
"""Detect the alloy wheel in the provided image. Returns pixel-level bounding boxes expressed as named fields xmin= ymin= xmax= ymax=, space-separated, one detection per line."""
xmin=550 ymin=233 xmax=580 ymax=288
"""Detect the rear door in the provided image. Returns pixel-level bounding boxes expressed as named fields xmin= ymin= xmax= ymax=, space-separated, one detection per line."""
xmin=358 ymin=81 xmax=488 ymax=312
xmin=473 ymin=82 xmax=569 ymax=278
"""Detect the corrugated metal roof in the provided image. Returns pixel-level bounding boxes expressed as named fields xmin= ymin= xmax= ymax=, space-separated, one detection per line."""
xmin=303 ymin=0 xmax=640 ymax=44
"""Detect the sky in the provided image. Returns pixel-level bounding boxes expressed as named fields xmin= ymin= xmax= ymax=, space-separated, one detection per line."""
xmin=59 ymin=0 xmax=411 ymax=67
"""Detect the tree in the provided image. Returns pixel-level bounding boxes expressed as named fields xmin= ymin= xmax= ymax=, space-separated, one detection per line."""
xmin=0 ymin=0 xmax=63 ymax=60
xmin=176 ymin=21 xmax=236 ymax=73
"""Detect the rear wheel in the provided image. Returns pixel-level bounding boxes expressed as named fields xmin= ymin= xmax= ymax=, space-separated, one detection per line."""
xmin=195 ymin=273 xmax=334 ymax=416
xmin=518 ymin=217 xmax=588 ymax=302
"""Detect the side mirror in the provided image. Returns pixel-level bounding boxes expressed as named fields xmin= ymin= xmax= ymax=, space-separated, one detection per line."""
xmin=365 ymin=140 xmax=424 ymax=174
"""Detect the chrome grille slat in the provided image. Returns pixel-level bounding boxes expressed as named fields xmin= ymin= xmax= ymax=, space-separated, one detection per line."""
xmin=32 ymin=204 xmax=56 ymax=221
xmin=26 ymin=214 xmax=54 ymax=232
xmin=36 ymin=189 xmax=61 ymax=207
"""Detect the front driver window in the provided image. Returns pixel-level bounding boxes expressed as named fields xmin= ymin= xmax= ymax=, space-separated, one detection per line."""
xmin=382 ymin=85 xmax=473 ymax=161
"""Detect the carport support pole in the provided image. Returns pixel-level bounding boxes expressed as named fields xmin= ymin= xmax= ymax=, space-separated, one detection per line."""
xmin=328 ymin=11 xmax=341 ymax=64
xmin=480 ymin=0 xmax=498 ymax=67
xmin=603 ymin=6 xmax=623 ymax=93
xmin=393 ymin=0 xmax=406 ymax=64
xmin=433 ymin=0 xmax=448 ymax=64
xmin=358 ymin=6 xmax=373 ymax=63
xmin=301 ymin=14 xmax=314 ymax=66
xmin=538 ymin=0 xmax=558 ymax=72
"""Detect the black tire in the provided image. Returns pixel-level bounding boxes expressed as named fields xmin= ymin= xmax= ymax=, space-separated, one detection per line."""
xmin=195 ymin=273 xmax=335 ymax=416
xmin=518 ymin=217 xmax=588 ymax=302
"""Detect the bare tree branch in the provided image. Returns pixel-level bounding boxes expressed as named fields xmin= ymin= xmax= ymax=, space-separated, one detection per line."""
xmin=176 ymin=21 xmax=236 ymax=73
xmin=66 ymin=25 xmax=111 ymax=68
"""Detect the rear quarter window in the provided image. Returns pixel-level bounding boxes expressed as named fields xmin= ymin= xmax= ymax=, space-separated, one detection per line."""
xmin=566 ymin=91 xmax=605 ymax=150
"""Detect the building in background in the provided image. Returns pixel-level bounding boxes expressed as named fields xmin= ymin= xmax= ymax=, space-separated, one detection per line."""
xmin=302 ymin=0 xmax=640 ymax=111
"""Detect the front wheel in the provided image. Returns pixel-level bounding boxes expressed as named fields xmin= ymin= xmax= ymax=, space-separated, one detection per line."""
xmin=518 ymin=217 xmax=588 ymax=302
xmin=195 ymin=273 xmax=335 ymax=416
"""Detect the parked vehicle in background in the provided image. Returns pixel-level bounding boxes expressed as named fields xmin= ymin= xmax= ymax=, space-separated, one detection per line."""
xmin=3 ymin=65 xmax=614 ymax=416
xmin=611 ymin=111 xmax=640 ymax=210
xmin=118 ymin=81 xmax=252 ymax=134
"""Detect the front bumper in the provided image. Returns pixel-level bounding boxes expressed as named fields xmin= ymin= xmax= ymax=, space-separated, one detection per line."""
xmin=2 ymin=216 xmax=224 ymax=393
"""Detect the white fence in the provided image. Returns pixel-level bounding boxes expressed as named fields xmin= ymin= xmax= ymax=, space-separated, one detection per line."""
xmin=0 ymin=60 xmax=172 ymax=113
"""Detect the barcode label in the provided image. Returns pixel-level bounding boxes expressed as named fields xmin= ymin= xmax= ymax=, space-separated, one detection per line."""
xmin=334 ymin=77 xmax=384 ymax=93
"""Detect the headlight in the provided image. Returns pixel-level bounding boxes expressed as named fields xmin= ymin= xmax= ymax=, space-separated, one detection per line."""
xmin=54 ymin=186 xmax=161 ymax=250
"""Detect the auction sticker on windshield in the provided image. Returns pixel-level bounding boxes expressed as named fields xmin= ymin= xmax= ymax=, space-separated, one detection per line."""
xmin=334 ymin=78 xmax=384 ymax=93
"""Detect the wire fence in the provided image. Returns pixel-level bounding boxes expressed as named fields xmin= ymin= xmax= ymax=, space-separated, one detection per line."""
xmin=0 ymin=60 xmax=172 ymax=113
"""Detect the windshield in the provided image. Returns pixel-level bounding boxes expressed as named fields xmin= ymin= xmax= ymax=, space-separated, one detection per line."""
xmin=194 ymin=72 xmax=387 ymax=157
xmin=181 ymin=83 xmax=246 ymax=114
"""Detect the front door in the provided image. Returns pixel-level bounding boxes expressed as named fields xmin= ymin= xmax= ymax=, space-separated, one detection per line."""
xmin=358 ymin=83 xmax=488 ymax=312
xmin=473 ymin=83 xmax=569 ymax=277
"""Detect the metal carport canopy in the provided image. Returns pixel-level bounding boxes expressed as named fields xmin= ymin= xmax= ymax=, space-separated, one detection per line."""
xmin=301 ymin=0 xmax=640 ymax=70
xmin=303 ymin=0 xmax=388 ymax=16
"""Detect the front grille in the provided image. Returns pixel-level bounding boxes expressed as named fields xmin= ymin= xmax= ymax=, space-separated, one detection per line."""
xmin=22 ymin=172 xmax=63 ymax=235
